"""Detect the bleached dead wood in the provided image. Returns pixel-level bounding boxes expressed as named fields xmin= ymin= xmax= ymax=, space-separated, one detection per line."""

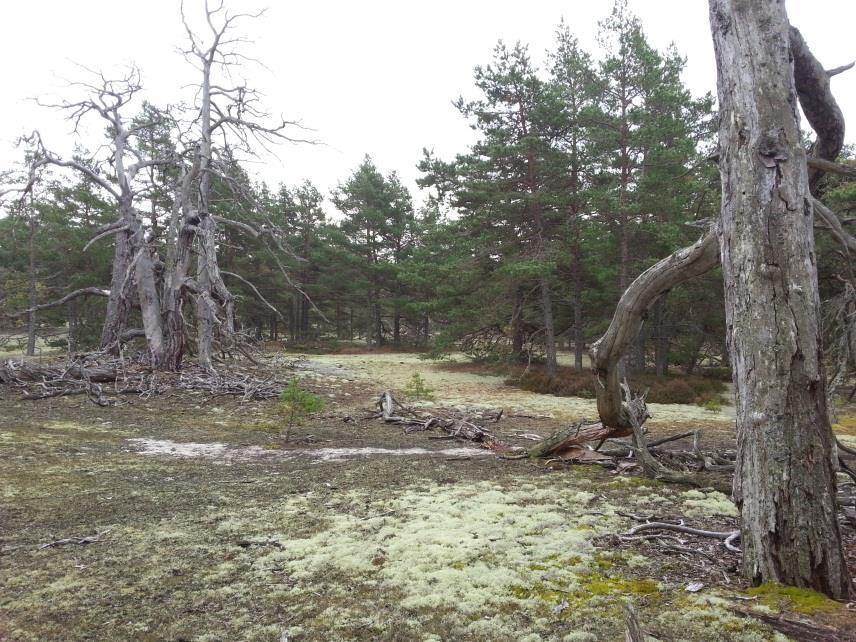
xmin=373 ymin=391 xmax=504 ymax=445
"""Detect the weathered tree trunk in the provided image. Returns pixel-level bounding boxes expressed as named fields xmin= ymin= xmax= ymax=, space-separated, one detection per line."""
xmin=26 ymin=209 xmax=37 ymax=357
xmin=572 ymin=240 xmax=585 ymax=371
xmin=134 ymin=226 xmax=165 ymax=366
xmin=99 ymin=201 xmax=135 ymax=353
xmin=195 ymin=214 xmax=234 ymax=370
xmin=709 ymin=0 xmax=850 ymax=598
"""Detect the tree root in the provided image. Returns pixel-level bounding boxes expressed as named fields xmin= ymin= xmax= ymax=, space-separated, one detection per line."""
xmin=624 ymin=521 xmax=741 ymax=553
xmin=1 ymin=354 xmax=285 ymax=404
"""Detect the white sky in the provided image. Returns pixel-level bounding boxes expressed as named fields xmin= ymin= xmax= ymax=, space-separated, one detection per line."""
xmin=0 ymin=0 xmax=854 ymax=206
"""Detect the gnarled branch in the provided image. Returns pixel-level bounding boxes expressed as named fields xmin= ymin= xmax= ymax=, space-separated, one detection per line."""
xmin=6 ymin=287 xmax=109 ymax=317
xmin=590 ymin=227 xmax=720 ymax=432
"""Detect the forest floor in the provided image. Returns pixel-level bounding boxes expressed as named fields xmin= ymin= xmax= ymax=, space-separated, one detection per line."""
xmin=2 ymin=349 xmax=856 ymax=641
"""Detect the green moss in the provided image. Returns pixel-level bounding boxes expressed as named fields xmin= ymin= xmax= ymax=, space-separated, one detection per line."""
xmin=580 ymin=574 xmax=658 ymax=596
xmin=745 ymin=582 xmax=843 ymax=614
xmin=832 ymin=414 xmax=856 ymax=436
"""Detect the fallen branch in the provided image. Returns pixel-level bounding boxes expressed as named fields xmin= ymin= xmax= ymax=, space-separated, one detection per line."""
xmin=372 ymin=390 xmax=507 ymax=447
xmin=39 ymin=529 xmax=111 ymax=549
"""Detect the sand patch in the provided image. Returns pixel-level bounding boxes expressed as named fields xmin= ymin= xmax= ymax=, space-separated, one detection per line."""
xmin=127 ymin=437 xmax=491 ymax=463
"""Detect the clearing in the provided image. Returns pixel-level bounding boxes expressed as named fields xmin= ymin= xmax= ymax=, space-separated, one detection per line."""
xmin=1 ymin=350 xmax=854 ymax=641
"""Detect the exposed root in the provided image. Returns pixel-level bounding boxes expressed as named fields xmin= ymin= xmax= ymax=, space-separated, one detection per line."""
xmin=624 ymin=521 xmax=741 ymax=552
xmin=0 ymin=354 xmax=285 ymax=404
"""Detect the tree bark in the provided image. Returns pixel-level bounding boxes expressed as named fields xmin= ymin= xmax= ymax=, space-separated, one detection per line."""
xmin=709 ymin=0 xmax=850 ymax=598
xmin=26 ymin=208 xmax=37 ymax=357
xmin=572 ymin=239 xmax=585 ymax=371
xmin=511 ymin=287 xmax=525 ymax=360
xmin=540 ymin=278 xmax=558 ymax=378
xmin=99 ymin=198 xmax=135 ymax=353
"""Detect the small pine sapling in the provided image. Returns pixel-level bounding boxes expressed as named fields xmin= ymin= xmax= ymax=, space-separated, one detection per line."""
xmin=278 ymin=378 xmax=324 ymax=442
xmin=404 ymin=372 xmax=435 ymax=402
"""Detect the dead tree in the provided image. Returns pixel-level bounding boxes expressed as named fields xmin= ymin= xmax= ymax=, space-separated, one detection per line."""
xmin=28 ymin=70 xmax=173 ymax=361
xmin=709 ymin=0 xmax=849 ymax=597
xmin=3 ymin=3 xmax=314 ymax=374
xmin=527 ymin=0 xmax=853 ymax=599
xmin=179 ymin=0 xmax=312 ymax=370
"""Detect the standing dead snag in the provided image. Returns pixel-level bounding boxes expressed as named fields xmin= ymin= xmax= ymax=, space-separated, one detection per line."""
xmin=28 ymin=72 xmax=174 ymax=363
xmin=179 ymin=0 xmax=313 ymax=371
xmin=7 ymin=4 xmax=315 ymax=375
xmin=709 ymin=0 xmax=849 ymax=597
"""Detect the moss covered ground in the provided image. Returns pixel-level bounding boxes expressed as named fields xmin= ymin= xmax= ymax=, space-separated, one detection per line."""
xmin=1 ymin=350 xmax=854 ymax=641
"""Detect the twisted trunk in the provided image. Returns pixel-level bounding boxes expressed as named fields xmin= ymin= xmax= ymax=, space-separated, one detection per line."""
xmin=590 ymin=229 xmax=719 ymax=432
xmin=99 ymin=198 xmax=135 ymax=352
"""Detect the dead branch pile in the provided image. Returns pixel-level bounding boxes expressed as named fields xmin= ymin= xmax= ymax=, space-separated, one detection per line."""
xmin=531 ymin=420 xmax=736 ymax=492
xmin=0 ymin=356 xmax=283 ymax=405
xmin=370 ymin=390 xmax=509 ymax=448
xmin=458 ymin=323 xmax=544 ymax=362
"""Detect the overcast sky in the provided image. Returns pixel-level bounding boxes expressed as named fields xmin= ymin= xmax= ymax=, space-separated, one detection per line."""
xmin=0 ymin=0 xmax=854 ymax=207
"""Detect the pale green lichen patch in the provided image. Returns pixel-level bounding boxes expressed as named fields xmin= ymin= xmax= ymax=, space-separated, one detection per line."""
xmin=681 ymin=488 xmax=738 ymax=518
xmin=253 ymin=480 xmax=619 ymax=622
xmin=652 ymin=594 xmax=790 ymax=642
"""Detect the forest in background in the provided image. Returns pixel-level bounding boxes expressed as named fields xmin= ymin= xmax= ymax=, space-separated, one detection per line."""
xmin=0 ymin=0 xmax=853 ymax=391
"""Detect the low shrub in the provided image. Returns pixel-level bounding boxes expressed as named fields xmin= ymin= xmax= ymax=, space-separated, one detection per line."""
xmin=511 ymin=366 xmax=726 ymax=405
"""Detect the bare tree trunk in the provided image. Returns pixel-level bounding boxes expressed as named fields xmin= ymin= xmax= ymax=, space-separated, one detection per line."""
xmin=572 ymin=241 xmax=585 ymax=371
xmin=99 ymin=204 xmax=134 ymax=353
xmin=195 ymin=214 xmax=234 ymax=370
xmin=709 ymin=0 xmax=849 ymax=598
xmin=134 ymin=223 xmax=165 ymax=366
xmin=540 ymin=278 xmax=557 ymax=378
xmin=653 ymin=295 xmax=671 ymax=377
xmin=511 ymin=287 xmax=525 ymax=360
xmin=26 ymin=210 xmax=37 ymax=357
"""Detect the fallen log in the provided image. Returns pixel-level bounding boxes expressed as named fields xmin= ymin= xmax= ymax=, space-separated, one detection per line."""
xmin=373 ymin=391 xmax=503 ymax=446
xmin=526 ymin=421 xmax=611 ymax=458
xmin=0 ymin=360 xmax=120 ymax=384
